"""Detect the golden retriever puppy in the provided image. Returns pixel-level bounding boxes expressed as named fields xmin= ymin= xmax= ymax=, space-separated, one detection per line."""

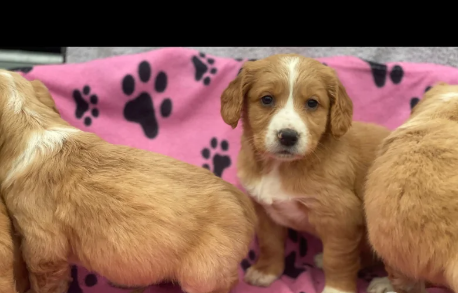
xmin=220 ymin=54 xmax=391 ymax=293
xmin=0 ymin=71 xmax=257 ymax=293
xmin=0 ymin=197 xmax=30 ymax=293
xmin=365 ymin=82 xmax=458 ymax=293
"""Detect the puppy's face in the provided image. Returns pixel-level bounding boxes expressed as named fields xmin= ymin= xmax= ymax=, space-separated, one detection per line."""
xmin=221 ymin=54 xmax=353 ymax=161
xmin=410 ymin=82 xmax=458 ymax=121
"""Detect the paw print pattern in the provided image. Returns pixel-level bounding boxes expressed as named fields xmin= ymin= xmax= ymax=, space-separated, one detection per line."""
xmin=410 ymin=85 xmax=432 ymax=110
xmin=288 ymin=229 xmax=308 ymax=260
xmin=67 ymin=265 xmax=98 ymax=293
xmin=241 ymin=229 xmax=309 ymax=279
xmin=363 ymin=59 xmax=404 ymax=88
xmin=191 ymin=52 xmax=218 ymax=86
xmin=121 ymin=61 xmax=173 ymax=139
xmin=241 ymin=250 xmax=257 ymax=271
xmin=201 ymin=138 xmax=231 ymax=177
xmin=73 ymin=85 xmax=99 ymax=126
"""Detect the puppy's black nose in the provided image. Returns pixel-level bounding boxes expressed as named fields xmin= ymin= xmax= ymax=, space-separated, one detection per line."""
xmin=278 ymin=129 xmax=299 ymax=147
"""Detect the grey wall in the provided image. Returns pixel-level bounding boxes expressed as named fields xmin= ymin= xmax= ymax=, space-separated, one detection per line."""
xmin=66 ymin=47 xmax=458 ymax=68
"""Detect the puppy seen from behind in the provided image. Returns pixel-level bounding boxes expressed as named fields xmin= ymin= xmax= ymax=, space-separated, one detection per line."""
xmin=221 ymin=54 xmax=391 ymax=293
xmin=0 ymin=71 xmax=257 ymax=293
xmin=365 ymin=82 xmax=458 ymax=293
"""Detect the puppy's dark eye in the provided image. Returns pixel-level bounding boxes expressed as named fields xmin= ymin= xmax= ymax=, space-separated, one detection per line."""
xmin=261 ymin=95 xmax=274 ymax=105
xmin=306 ymin=98 xmax=318 ymax=109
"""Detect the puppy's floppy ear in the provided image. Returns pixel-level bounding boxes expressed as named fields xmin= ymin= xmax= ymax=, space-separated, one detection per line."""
xmin=327 ymin=69 xmax=353 ymax=138
xmin=221 ymin=63 xmax=252 ymax=129
xmin=30 ymin=80 xmax=60 ymax=114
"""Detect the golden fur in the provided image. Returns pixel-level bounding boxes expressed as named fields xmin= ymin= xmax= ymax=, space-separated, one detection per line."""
xmin=221 ymin=54 xmax=391 ymax=293
xmin=364 ymin=82 xmax=458 ymax=293
xmin=0 ymin=71 xmax=257 ymax=293
xmin=0 ymin=197 xmax=30 ymax=293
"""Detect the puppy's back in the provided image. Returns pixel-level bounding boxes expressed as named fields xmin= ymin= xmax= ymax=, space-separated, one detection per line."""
xmin=28 ymin=132 xmax=257 ymax=289
xmin=364 ymin=120 xmax=458 ymax=284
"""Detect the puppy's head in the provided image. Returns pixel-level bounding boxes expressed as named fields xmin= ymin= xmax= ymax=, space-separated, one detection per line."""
xmin=0 ymin=70 xmax=59 ymax=118
xmin=221 ymin=54 xmax=353 ymax=161
xmin=410 ymin=81 xmax=458 ymax=121
xmin=30 ymin=80 xmax=60 ymax=114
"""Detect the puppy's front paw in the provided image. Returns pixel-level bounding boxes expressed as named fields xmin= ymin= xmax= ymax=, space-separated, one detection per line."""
xmin=244 ymin=266 xmax=279 ymax=287
xmin=367 ymin=277 xmax=395 ymax=293
xmin=314 ymin=253 xmax=323 ymax=269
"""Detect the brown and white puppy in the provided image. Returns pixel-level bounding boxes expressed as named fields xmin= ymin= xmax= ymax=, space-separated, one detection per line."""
xmin=221 ymin=54 xmax=391 ymax=293
xmin=365 ymin=82 xmax=458 ymax=293
xmin=0 ymin=71 xmax=257 ymax=293
xmin=0 ymin=197 xmax=30 ymax=293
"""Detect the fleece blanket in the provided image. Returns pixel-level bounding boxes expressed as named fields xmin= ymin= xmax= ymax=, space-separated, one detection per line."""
xmin=13 ymin=47 xmax=458 ymax=293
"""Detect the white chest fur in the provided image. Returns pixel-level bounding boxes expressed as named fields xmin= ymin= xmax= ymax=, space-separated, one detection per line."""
xmin=241 ymin=167 xmax=314 ymax=233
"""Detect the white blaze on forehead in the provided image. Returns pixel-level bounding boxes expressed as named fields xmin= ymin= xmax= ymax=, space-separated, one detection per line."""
xmin=265 ymin=57 xmax=309 ymax=152
xmin=0 ymin=71 xmax=24 ymax=113
xmin=439 ymin=92 xmax=458 ymax=102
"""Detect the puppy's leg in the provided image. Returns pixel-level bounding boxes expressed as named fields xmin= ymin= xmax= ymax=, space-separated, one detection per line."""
xmin=384 ymin=264 xmax=426 ymax=293
xmin=13 ymin=233 xmax=30 ymax=293
xmin=0 ymin=200 xmax=21 ymax=293
xmin=244 ymin=202 xmax=286 ymax=287
xmin=22 ymin=234 xmax=70 ymax=293
xmin=181 ymin=272 xmax=237 ymax=293
xmin=319 ymin=229 xmax=362 ymax=293
xmin=367 ymin=277 xmax=394 ymax=293
xmin=0 ymin=228 xmax=16 ymax=293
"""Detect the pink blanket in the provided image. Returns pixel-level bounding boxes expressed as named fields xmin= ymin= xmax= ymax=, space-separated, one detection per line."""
xmin=16 ymin=47 xmax=458 ymax=293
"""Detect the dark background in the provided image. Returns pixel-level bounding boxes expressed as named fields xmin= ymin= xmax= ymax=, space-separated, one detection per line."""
xmin=0 ymin=47 xmax=64 ymax=54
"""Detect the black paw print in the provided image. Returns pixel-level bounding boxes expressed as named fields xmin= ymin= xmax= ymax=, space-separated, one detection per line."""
xmin=201 ymin=138 xmax=231 ymax=177
xmin=121 ymin=60 xmax=173 ymax=139
xmin=73 ymin=85 xmax=99 ymax=126
xmin=67 ymin=265 xmax=98 ymax=293
xmin=191 ymin=52 xmax=218 ymax=86
xmin=410 ymin=85 xmax=432 ymax=110
xmin=363 ymin=59 xmax=404 ymax=88
xmin=9 ymin=66 xmax=33 ymax=73
xmin=241 ymin=229 xmax=309 ymax=279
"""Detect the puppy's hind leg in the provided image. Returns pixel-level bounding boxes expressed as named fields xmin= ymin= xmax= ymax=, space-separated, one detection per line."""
xmin=0 ymin=200 xmax=25 ymax=293
xmin=0 ymin=227 xmax=17 ymax=293
xmin=179 ymin=262 xmax=239 ymax=293
xmin=445 ymin=259 xmax=458 ymax=292
xmin=383 ymin=264 xmax=427 ymax=293
xmin=22 ymin=233 xmax=71 ymax=293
